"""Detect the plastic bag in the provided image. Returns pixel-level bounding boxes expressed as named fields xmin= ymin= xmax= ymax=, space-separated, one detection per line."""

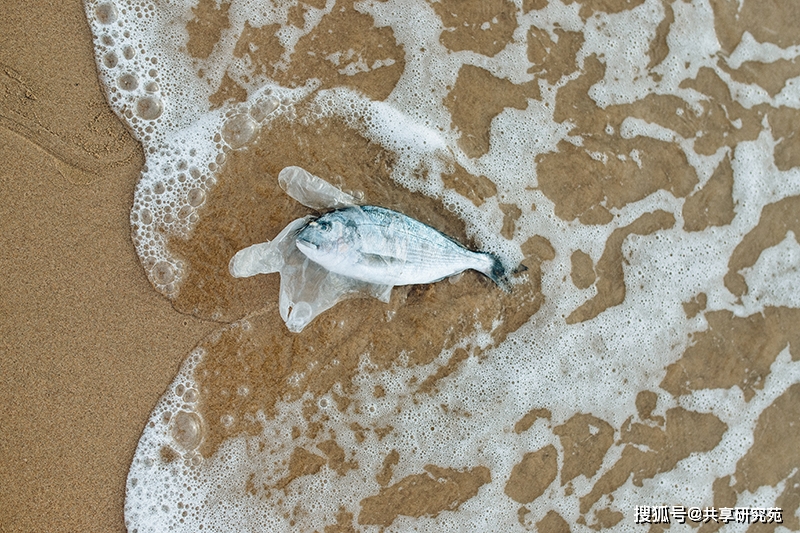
xmin=277 ymin=166 xmax=360 ymax=210
xmin=229 ymin=167 xmax=390 ymax=332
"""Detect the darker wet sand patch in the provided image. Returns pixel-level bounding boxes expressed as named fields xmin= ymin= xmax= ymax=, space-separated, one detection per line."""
xmin=445 ymin=65 xmax=538 ymax=158
xmin=433 ymin=0 xmax=518 ymax=57
xmin=721 ymin=57 xmax=800 ymax=97
xmin=441 ymin=162 xmax=498 ymax=207
xmin=579 ymin=407 xmax=727 ymax=514
xmin=358 ymin=464 xmax=491 ymax=527
xmin=535 ymin=510 xmax=572 ymax=532
xmin=682 ymin=152 xmax=735 ymax=232
xmin=185 ymin=0 xmax=231 ymax=60
xmin=725 ymin=196 xmax=800 ymax=298
xmin=711 ymin=0 xmax=800 ymax=53
xmin=514 ymin=407 xmax=552 ymax=434
xmin=662 ymin=307 xmax=800 ymax=401
xmin=570 ymin=250 xmax=596 ymax=290
xmin=769 ymin=108 xmax=800 ymax=171
xmin=555 ymin=414 xmax=614 ymax=486
xmin=239 ymin=0 xmax=405 ymax=101
xmin=682 ymin=292 xmax=707 ymax=319
xmin=527 ymin=26 xmax=584 ymax=85
xmin=565 ymin=0 xmax=646 ymax=21
xmin=505 ymin=445 xmax=558 ymax=504
xmin=537 ymin=56 xmax=698 ymax=224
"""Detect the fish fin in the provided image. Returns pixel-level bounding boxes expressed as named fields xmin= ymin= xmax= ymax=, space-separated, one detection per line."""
xmin=483 ymin=253 xmax=512 ymax=293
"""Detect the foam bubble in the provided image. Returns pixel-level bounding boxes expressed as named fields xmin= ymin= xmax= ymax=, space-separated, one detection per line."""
xmin=135 ymin=96 xmax=162 ymax=120
xmin=171 ymin=411 xmax=203 ymax=451
xmin=94 ymin=2 xmax=117 ymax=24
xmin=151 ymin=261 xmax=174 ymax=285
xmin=118 ymin=73 xmax=138 ymax=91
xmin=186 ymin=188 xmax=204 ymax=207
xmin=102 ymin=51 xmax=117 ymax=68
xmin=221 ymin=114 xmax=258 ymax=149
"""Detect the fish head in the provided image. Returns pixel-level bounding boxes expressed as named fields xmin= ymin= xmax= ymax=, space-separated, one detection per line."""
xmin=295 ymin=212 xmax=352 ymax=269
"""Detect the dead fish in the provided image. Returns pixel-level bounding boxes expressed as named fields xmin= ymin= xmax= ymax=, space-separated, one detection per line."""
xmin=295 ymin=205 xmax=511 ymax=291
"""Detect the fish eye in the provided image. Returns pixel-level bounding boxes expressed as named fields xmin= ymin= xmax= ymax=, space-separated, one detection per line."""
xmin=318 ymin=220 xmax=331 ymax=231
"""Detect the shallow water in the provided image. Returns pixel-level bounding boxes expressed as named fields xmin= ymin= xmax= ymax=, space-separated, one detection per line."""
xmin=84 ymin=0 xmax=800 ymax=531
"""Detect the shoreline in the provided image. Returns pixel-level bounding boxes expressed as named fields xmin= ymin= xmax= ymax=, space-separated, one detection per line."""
xmin=0 ymin=2 xmax=215 ymax=531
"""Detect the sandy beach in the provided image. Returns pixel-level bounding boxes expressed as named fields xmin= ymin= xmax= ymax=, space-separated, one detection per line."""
xmin=0 ymin=2 xmax=214 ymax=531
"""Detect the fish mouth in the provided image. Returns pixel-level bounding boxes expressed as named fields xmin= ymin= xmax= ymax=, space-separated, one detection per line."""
xmin=295 ymin=238 xmax=318 ymax=252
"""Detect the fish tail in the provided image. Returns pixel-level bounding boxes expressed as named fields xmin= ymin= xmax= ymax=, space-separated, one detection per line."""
xmin=481 ymin=252 xmax=512 ymax=292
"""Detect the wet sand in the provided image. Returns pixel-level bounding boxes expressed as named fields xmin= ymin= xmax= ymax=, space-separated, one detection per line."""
xmin=0 ymin=2 xmax=214 ymax=531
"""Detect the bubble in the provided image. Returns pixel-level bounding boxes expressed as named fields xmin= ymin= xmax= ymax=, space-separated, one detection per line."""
xmin=123 ymin=45 xmax=135 ymax=60
xmin=249 ymin=96 xmax=280 ymax=122
xmin=95 ymin=3 xmax=118 ymax=24
xmin=175 ymin=384 xmax=185 ymax=397
xmin=139 ymin=208 xmax=153 ymax=225
xmin=187 ymin=188 xmax=205 ymax=207
xmin=118 ymin=73 xmax=139 ymax=91
xmin=152 ymin=261 xmax=175 ymax=284
xmin=145 ymin=81 xmax=159 ymax=93
xmin=153 ymin=181 xmax=166 ymax=194
xmin=183 ymin=389 xmax=198 ymax=403
xmin=103 ymin=52 xmax=118 ymax=68
xmin=170 ymin=411 xmax=203 ymax=451
xmin=221 ymin=114 xmax=258 ymax=149
xmin=102 ymin=35 xmax=114 ymax=46
xmin=136 ymin=96 xmax=163 ymax=120
xmin=220 ymin=414 xmax=234 ymax=428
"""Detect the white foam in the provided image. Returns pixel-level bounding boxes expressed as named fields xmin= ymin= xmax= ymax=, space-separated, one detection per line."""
xmin=85 ymin=0 xmax=317 ymax=294
xmin=727 ymin=31 xmax=800 ymax=70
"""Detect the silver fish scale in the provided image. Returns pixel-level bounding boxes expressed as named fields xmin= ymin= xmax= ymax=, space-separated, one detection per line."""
xmin=354 ymin=206 xmax=481 ymax=268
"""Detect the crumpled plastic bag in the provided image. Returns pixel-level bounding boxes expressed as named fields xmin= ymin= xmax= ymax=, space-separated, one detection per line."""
xmin=277 ymin=165 xmax=361 ymax=210
xmin=229 ymin=166 xmax=391 ymax=333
